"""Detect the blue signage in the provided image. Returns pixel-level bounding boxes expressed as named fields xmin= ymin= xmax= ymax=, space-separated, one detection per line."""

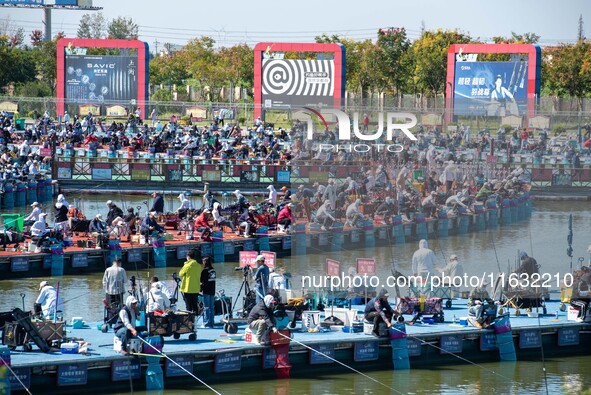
xmin=243 ymin=239 xmax=256 ymax=251
xmin=165 ymin=355 xmax=194 ymax=377
xmin=354 ymin=341 xmax=379 ymax=362
xmin=519 ymin=329 xmax=541 ymax=349
xmin=480 ymin=332 xmax=498 ymax=351
xmin=282 ymin=236 xmax=291 ymax=250
xmin=263 ymin=348 xmax=276 ymax=369
xmin=111 ymin=359 xmax=141 ymax=381
xmin=558 ymin=327 xmax=579 ymax=347
xmin=440 ymin=335 xmax=463 ymax=354
xmin=10 ymin=257 xmax=29 ymax=272
xmin=453 ymin=61 xmax=530 ymax=116
xmin=309 ymin=343 xmax=335 ymax=365
xmin=201 ymin=243 xmax=212 ymax=257
xmin=71 ymin=253 xmax=88 ymax=268
xmin=57 ymin=363 xmax=88 ymax=386
xmin=127 ymin=249 xmax=142 ymax=263
xmin=407 ymin=339 xmax=422 ymax=357
xmin=224 ymin=242 xmax=235 ymax=255
xmin=9 ymin=367 xmax=30 ymax=390
xmin=276 ymin=171 xmax=290 ymax=183
xmin=215 ymin=351 xmax=241 ymax=373
xmin=176 ymin=245 xmax=189 ymax=260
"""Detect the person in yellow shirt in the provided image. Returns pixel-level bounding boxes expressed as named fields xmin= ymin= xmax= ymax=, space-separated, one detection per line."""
xmin=179 ymin=249 xmax=202 ymax=313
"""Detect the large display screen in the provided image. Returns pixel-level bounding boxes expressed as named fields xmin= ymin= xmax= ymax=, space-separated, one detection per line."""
xmin=453 ymin=61 xmax=528 ymax=116
xmin=261 ymin=59 xmax=335 ymax=109
xmin=64 ymin=55 xmax=138 ymax=104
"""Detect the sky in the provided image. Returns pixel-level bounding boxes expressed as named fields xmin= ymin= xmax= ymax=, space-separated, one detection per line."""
xmin=2 ymin=0 xmax=590 ymax=49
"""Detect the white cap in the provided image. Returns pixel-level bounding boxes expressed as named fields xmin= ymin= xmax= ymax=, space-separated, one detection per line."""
xmin=39 ymin=280 xmax=48 ymax=290
xmin=449 ymin=254 xmax=458 ymax=261
xmin=31 ymin=202 xmax=39 ymax=207
xmin=106 ymin=200 xmax=112 ymax=205
xmin=256 ymin=255 xmax=265 ymax=262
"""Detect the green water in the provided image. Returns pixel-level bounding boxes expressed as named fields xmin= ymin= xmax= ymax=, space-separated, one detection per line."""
xmin=1 ymin=198 xmax=591 ymax=394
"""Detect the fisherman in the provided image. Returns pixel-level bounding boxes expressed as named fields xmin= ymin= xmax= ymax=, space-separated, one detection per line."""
xmin=140 ymin=211 xmax=164 ymax=243
xmin=89 ymin=213 xmax=108 ymax=249
xmin=514 ymin=251 xmax=539 ymax=277
xmin=268 ymin=266 xmax=287 ymax=291
xmin=193 ymin=209 xmax=213 ymax=241
xmin=212 ymin=202 xmax=235 ymax=232
xmin=103 ymin=258 xmax=128 ymax=308
xmin=421 ymin=191 xmax=438 ymax=218
xmin=35 ymin=281 xmax=63 ymax=319
xmin=150 ymin=192 xmax=164 ymax=216
xmin=67 ymin=204 xmax=86 ymax=233
xmin=150 ymin=276 xmax=173 ymax=300
xmin=277 ymin=202 xmax=293 ymax=234
xmin=281 ymin=186 xmax=292 ymax=202
xmin=24 ymin=201 xmax=42 ymax=226
xmin=233 ymin=189 xmax=249 ymax=210
xmin=113 ymin=296 xmax=146 ymax=354
xmin=364 ymin=288 xmax=395 ymax=337
xmin=411 ymin=239 xmax=437 ymax=280
xmin=467 ymin=281 xmax=498 ymax=328
xmin=252 ymin=255 xmax=270 ymax=303
xmin=374 ymin=197 xmax=396 ymax=224
xmin=322 ymin=179 xmax=338 ymax=210
xmin=316 ymin=200 xmax=336 ymax=231
xmin=247 ymin=294 xmax=278 ymax=346
xmin=179 ymin=249 xmax=202 ymax=314
xmin=106 ymin=200 xmax=124 ymax=226
xmin=345 ymin=199 xmax=363 ymax=228
xmin=175 ymin=193 xmax=193 ymax=219
xmin=445 ymin=191 xmax=470 ymax=214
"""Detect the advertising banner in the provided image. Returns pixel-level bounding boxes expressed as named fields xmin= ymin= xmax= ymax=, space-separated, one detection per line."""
xmin=262 ymin=59 xmax=335 ymax=109
xmin=64 ymin=54 xmax=138 ymax=104
xmin=453 ymin=61 xmax=528 ymax=116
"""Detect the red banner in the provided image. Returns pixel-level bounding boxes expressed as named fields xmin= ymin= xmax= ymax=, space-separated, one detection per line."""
xmin=356 ymin=258 xmax=375 ymax=275
xmin=239 ymin=251 xmax=257 ymax=268
xmin=326 ymin=259 xmax=341 ymax=277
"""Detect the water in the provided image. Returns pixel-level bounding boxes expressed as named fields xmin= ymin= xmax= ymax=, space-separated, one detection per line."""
xmin=1 ymin=198 xmax=591 ymax=394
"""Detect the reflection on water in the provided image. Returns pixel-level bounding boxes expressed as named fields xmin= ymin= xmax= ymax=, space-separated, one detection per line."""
xmin=98 ymin=357 xmax=591 ymax=394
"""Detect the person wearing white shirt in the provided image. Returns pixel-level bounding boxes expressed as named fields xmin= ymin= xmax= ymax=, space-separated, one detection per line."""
xmin=212 ymin=202 xmax=235 ymax=231
xmin=411 ymin=239 xmax=437 ymax=279
xmin=25 ymin=202 xmax=42 ymax=225
xmin=176 ymin=193 xmax=193 ymax=219
xmin=146 ymin=282 xmax=171 ymax=313
xmin=266 ymin=185 xmax=277 ymax=206
xmin=35 ymin=281 xmax=63 ymax=319
xmin=268 ymin=267 xmax=287 ymax=290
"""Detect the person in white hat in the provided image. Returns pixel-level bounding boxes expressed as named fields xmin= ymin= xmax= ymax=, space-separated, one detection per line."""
xmin=24 ymin=201 xmax=42 ymax=226
xmin=89 ymin=213 xmax=108 ymax=248
xmin=113 ymin=295 xmax=146 ymax=353
xmin=34 ymin=281 xmax=63 ymax=319
xmin=175 ymin=193 xmax=193 ymax=219
xmin=265 ymin=185 xmax=277 ymax=206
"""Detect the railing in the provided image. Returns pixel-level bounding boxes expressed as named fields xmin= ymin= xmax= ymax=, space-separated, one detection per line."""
xmin=55 ymin=153 xmax=591 ymax=189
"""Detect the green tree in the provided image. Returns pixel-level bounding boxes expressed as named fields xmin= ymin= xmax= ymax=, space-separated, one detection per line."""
xmin=149 ymin=53 xmax=189 ymax=87
xmin=376 ymin=27 xmax=413 ymax=106
xmin=543 ymin=40 xmax=591 ymax=109
xmin=492 ymin=32 xmax=540 ymax=44
xmin=180 ymin=37 xmax=218 ymax=101
xmin=0 ymin=35 xmax=36 ymax=92
xmin=412 ymin=29 xmax=472 ymax=103
xmin=77 ymin=12 xmax=106 ymax=39
xmin=339 ymin=38 xmax=379 ymax=105
xmin=107 ymin=17 xmax=138 ymax=40
xmin=31 ymin=34 xmax=64 ymax=96
xmin=219 ymin=43 xmax=254 ymax=100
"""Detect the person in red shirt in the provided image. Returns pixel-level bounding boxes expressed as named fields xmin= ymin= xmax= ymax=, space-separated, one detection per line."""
xmin=362 ymin=114 xmax=369 ymax=132
xmin=194 ymin=209 xmax=212 ymax=240
xmin=520 ymin=129 xmax=530 ymax=151
xmin=277 ymin=203 xmax=293 ymax=233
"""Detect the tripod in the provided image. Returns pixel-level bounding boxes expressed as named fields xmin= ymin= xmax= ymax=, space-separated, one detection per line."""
xmin=222 ymin=266 xmax=256 ymax=333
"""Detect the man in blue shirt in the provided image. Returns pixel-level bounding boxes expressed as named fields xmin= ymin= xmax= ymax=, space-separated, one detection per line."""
xmin=252 ymin=255 xmax=270 ymax=304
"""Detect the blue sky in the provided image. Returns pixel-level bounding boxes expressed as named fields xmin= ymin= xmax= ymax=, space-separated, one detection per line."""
xmin=3 ymin=0 xmax=590 ymax=48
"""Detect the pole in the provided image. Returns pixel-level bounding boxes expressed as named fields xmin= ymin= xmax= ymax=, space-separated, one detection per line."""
xmin=43 ymin=6 xmax=52 ymax=42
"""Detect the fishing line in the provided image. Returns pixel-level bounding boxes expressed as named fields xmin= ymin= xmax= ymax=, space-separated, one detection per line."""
xmin=276 ymin=332 xmax=400 ymax=393
xmin=0 ymin=355 xmax=33 ymax=395
xmin=387 ymin=325 xmax=514 ymax=381
xmin=138 ymin=336 xmax=221 ymax=395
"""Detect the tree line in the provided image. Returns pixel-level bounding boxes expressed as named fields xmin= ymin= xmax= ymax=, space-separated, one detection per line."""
xmin=1 ymin=13 xmax=590 ymax=109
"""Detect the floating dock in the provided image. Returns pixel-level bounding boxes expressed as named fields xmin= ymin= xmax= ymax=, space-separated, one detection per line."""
xmin=1 ymin=299 xmax=588 ymax=394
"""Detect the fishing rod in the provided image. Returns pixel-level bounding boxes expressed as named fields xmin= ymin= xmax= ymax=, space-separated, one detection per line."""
xmin=0 ymin=355 xmax=32 ymax=395
xmin=530 ymin=224 xmax=550 ymax=395
xmin=275 ymin=331 xmax=400 ymax=393
xmin=138 ymin=336 xmax=221 ymax=394
xmin=387 ymin=324 xmax=514 ymax=381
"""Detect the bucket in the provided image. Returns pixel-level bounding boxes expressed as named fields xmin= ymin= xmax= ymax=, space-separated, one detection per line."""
xmin=301 ymin=311 xmax=320 ymax=331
